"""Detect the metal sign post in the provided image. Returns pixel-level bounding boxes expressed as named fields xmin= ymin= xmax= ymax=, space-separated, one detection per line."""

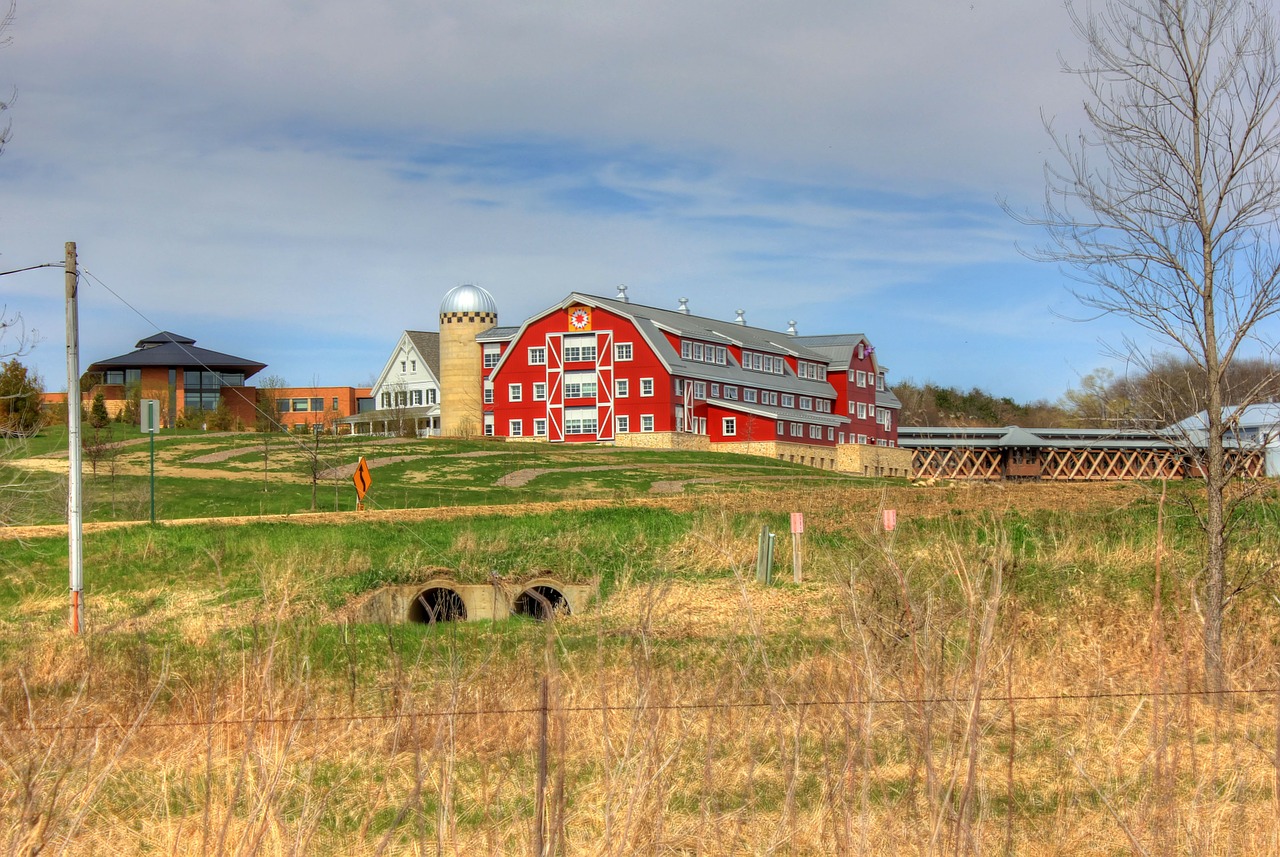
xmin=352 ymin=456 xmax=372 ymax=511
xmin=141 ymin=399 xmax=160 ymax=523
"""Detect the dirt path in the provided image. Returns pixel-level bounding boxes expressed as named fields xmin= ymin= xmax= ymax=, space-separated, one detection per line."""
xmin=0 ymin=481 xmax=1148 ymax=542
xmin=32 ymin=432 xmax=240 ymax=458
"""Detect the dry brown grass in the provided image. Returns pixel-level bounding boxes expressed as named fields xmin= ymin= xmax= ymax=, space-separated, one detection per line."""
xmin=4 ymin=488 xmax=1280 ymax=855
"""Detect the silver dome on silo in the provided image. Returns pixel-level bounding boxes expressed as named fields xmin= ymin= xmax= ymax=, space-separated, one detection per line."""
xmin=439 ymin=284 xmax=498 ymax=316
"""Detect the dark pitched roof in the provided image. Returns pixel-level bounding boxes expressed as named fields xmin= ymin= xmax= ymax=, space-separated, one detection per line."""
xmin=586 ymin=293 xmax=834 ymax=361
xmin=404 ymin=331 xmax=441 ymax=378
xmin=88 ymin=333 xmax=266 ymax=378
xmin=136 ymin=331 xmax=197 ymax=348
xmin=876 ymin=388 xmax=903 ymax=410
xmin=477 ymin=326 xmax=521 ymax=342
xmin=708 ymin=397 xmax=850 ymax=427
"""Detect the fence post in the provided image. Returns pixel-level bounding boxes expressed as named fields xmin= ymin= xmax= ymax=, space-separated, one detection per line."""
xmin=534 ymin=675 xmax=548 ymax=857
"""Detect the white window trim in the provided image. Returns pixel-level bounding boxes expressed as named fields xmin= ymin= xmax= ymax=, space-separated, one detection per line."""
xmin=533 ymin=382 xmax=547 ymax=401
xmin=529 ymin=347 xmax=547 ymax=366
xmin=723 ymin=417 xmax=737 ymax=436
xmin=509 ymin=419 xmax=523 ymax=437
xmin=508 ymin=383 xmax=522 ymax=402
xmin=615 ymin=378 xmax=629 ymax=398
xmin=641 ymin=414 xmax=655 ymax=432
xmin=640 ymin=378 xmax=655 ymax=397
xmin=615 ymin=342 xmax=633 ymax=361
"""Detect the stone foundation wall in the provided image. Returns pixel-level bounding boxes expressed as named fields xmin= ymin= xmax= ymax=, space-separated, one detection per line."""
xmin=717 ymin=440 xmax=843 ymax=471
xmin=614 ymin=432 xmax=912 ymax=477
xmin=614 ymin=431 xmax=711 ymax=452
xmin=836 ymin=443 xmax=914 ymax=478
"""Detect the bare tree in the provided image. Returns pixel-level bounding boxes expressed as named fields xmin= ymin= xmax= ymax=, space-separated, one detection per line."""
xmin=1060 ymin=368 xmax=1137 ymax=427
xmin=0 ymin=307 xmax=58 ymax=528
xmin=0 ymin=0 xmax=15 ymax=157
xmin=1016 ymin=0 xmax=1280 ymax=693
xmin=254 ymin=374 xmax=288 ymax=494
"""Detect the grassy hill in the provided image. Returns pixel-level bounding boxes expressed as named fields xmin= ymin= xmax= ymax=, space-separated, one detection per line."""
xmin=2 ymin=429 xmax=1279 ymax=854
xmin=6 ymin=427 xmax=867 ymax=525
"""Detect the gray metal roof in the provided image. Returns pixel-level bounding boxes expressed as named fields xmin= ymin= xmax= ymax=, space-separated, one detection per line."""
xmin=576 ymin=293 xmax=839 ymax=397
xmin=707 ymin=396 xmax=851 ymax=428
xmin=897 ymin=425 xmax=1187 ymax=451
xmin=876 ymin=388 xmax=902 ymax=410
xmin=586 ymin=293 xmax=835 ymax=362
xmin=477 ymin=326 xmax=520 ymax=342
xmin=404 ymin=331 xmax=441 ymax=378
xmin=790 ymin=334 xmax=878 ymax=374
xmin=1168 ymin=404 xmax=1280 ymax=431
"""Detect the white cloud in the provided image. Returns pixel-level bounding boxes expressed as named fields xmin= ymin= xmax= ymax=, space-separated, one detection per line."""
xmin=2 ymin=0 xmax=1104 ymax=400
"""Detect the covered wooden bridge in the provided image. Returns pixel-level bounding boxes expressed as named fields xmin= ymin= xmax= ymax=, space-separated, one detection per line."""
xmin=898 ymin=425 xmax=1267 ymax=482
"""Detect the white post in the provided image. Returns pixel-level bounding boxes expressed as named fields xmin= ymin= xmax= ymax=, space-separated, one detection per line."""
xmin=65 ymin=241 xmax=83 ymax=634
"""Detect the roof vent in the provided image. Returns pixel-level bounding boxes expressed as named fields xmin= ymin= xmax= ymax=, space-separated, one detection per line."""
xmin=677 ymin=297 xmax=690 ymax=315
xmin=734 ymin=309 xmax=746 ymax=325
xmin=786 ymin=320 xmax=797 ymax=336
xmin=616 ymin=284 xmax=629 ymax=303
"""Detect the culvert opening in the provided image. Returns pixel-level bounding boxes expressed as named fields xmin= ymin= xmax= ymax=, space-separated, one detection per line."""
xmin=514 ymin=585 xmax=570 ymax=620
xmin=408 ymin=587 xmax=467 ymax=623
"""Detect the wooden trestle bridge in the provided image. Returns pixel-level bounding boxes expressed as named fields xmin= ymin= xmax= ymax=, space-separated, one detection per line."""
xmin=898 ymin=426 xmax=1267 ymax=482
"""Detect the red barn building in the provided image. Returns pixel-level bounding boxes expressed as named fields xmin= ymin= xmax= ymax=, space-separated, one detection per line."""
xmin=478 ymin=290 xmax=906 ymax=473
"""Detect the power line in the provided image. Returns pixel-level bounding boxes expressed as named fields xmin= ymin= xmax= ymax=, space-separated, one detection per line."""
xmin=71 ymin=266 xmax=476 ymax=570
xmin=0 ymin=262 xmax=63 ymax=276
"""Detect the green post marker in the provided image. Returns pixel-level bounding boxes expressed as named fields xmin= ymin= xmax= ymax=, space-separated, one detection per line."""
xmin=141 ymin=399 xmax=160 ymax=523
xmin=149 ymin=432 xmax=155 ymax=524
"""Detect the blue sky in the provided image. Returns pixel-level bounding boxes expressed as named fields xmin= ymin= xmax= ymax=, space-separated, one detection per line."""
xmin=2 ymin=0 xmax=1146 ymax=401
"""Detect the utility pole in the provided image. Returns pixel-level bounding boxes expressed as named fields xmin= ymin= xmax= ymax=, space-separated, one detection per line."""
xmin=65 ymin=241 xmax=84 ymax=634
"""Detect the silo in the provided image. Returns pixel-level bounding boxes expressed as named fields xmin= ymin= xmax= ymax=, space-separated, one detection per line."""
xmin=438 ymin=284 xmax=498 ymax=437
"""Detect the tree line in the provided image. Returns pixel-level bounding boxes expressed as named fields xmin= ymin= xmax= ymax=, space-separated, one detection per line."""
xmin=894 ymin=355 xmax=1280 ymax=429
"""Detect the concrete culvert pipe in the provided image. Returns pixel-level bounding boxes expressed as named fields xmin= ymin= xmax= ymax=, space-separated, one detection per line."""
xmin=513 ymin=584 xmax=570 ymax=620
xmin=408 ymin=586 xmax=468 ymax=623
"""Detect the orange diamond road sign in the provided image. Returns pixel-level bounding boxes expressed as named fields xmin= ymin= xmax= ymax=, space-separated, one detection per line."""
xmin=353 ymin=456 xmax=372 ymax=499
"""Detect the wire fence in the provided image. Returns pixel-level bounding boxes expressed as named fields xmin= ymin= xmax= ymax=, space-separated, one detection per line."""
xmin=7 ymin=684 xmax=1277 ymax=735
